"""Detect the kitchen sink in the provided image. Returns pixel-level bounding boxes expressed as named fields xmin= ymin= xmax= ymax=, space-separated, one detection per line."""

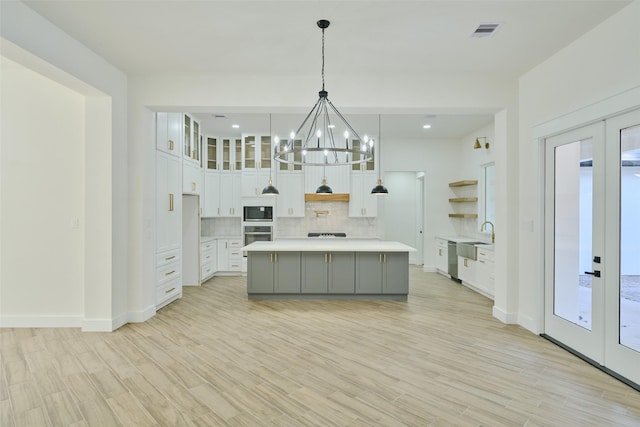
xmin=456 ymin=242 xmax=484 ymax=260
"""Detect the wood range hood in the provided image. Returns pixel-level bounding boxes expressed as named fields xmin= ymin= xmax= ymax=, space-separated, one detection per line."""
xmin=304 ymin=193 xmax=350 ymax=202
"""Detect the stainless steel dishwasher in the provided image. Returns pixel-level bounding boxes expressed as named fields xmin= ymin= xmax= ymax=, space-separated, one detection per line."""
xmin=447 ymin=241 xmax=459 ymax=280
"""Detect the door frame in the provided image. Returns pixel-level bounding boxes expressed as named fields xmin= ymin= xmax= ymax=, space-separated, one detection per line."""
xmin=533 ymin=86 xmax=640 ymax=336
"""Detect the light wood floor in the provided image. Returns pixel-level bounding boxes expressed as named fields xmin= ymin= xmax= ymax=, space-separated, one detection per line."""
xmin=2 ymin=268 xmax=639 ymax=426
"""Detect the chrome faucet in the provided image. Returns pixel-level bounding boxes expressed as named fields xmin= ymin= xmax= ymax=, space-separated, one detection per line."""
xmin=481 ymin=221 xmax=495 ymax=243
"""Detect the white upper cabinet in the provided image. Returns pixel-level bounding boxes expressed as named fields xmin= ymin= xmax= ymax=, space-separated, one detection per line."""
xmin=351 ymin=138 xmax=376 ymax=172
xmin=242 ymin=135 xmax=273 ymax=197
xmin=221 ymin=137 xmax=242 ymax=172
xmin=156 ymin=112 xmax=182 ymax=157
xmin=349 ymin=172 xmax=378 ymax=217
xmin=276 ymin=172 xmax=305 ymax=218
xmin=182 ymin=114 xmax=201 ymax=164
xmin=205 ymin=136 xmax=218 ymax=171
xmin=277 ymin=138 xmax=303 ymax=172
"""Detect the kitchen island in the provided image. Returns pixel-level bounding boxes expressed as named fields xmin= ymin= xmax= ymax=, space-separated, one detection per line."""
xmin=243 ymin=240 xmax=415 ymax=299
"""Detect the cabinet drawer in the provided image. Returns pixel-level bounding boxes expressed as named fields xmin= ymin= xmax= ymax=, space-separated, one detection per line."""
xmin=201 ymin=262 xmax=216 ymax=281
xmin=477 ymin=249 xmax=494 ymax=262
xmin=201 ymin=251 xmax=216 ymax=264
xmin=436 ymin=239 xmax=448 ymax=249
xmin=156 ymin=276 xmax=181 ymax=308
xmin=201 ymin=240 xmax=216 ymax=252
xmin=228 ymin=239 xmax=242 ymax=249
xmin=156 ymin=261 xmax=181 ymax=287
xmin=156 ymin=249 xmax=181 ymax=267
xmin=229 ymin=249 xmax=242 ymax=260
xmin=229 ymin=261 xmax=242 ymax=271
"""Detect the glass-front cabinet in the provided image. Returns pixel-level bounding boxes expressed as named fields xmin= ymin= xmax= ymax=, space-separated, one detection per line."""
xmin=183 ymin=114 xmax=200 ymax=164
xmin=351 ymin=139 xmax=375 ymax=171
xmin=242 ymin=134 xmax=272 ymax=172
xmin=206 ymin=137 xmax=217 ymax=170
xmin=278 ymin=139 xmax=303 ymax=171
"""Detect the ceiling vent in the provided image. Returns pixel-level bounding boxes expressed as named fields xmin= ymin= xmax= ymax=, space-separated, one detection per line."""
xmin=471 ymin=23 xmax=501 ymax=38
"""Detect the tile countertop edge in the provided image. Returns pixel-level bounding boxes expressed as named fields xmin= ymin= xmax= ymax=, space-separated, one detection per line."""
xmin=243 ymin=240 xmax=416 ymax=252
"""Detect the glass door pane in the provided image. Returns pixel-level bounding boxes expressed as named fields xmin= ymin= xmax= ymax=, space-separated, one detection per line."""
xmin=553 ymin=138 xmax=594 ymax=330
xmin=261 ymin=136 xmax=271 ymax=169
xmin=244 ymin=136 xmax=255 ymax=169
xmin=619 ymin=123 xmax=640 ymax=352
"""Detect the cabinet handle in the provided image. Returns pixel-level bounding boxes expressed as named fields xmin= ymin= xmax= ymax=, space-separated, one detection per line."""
xmin=329 ymin=253 xmax=332 ymax=263
xmin=165 ymin=270 xmax=175 ymax=276
xmin=275 ymin=253 xmax=278 ymax=262
xmin=217 ymin=208 xmax=220 ymax=215
xmin=192 ymin=182 xmax=196 ymax=191
xmin=479 ymin=260 xmax=485 ymax=264
xmin=384 ymin=254 xmax=387 ymax=263
xmin=165 ymin=255 xmax=175 ymax=261
xmin=168 ymin=140 xmax=174 ymax=150
xmin=169 ymin=193 xmax=174 ymax=211
xmin=325 ymin=253 xmax=328 ymax=263
xmin=464 ymin=259 xmax=468 ymax=267
xmin=270 ymin=253 xmax=273 ymax=263
xmin=226 ymin=241 xmax=228 ymax=249
xmin=438 ymin=249 xmax=442 ymax=256
xmin=379 ymin=253 xmax=382 ymax=263
xmin=165 ymin=287 xmax=176 ymax=294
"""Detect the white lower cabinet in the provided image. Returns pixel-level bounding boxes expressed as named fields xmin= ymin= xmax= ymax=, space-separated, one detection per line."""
xmin=155 ymin=248 xmax=182 ymax=309
xmin=435 ymin=238 xmax=449 ymax=274
xmin=200 ymin=239 xmax=217 ymax=282
xmin=458 ymin=246 xmax=495 ymax=299
xmin=458 ymin=256 xmax=477 ymax=285
xmin=475 ymin=247 xmax=495 ymax=297
xmin=217 ymin=238 xmax=243 ymax=272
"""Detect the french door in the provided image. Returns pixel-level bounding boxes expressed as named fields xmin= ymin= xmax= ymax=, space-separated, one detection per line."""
xmin=544 ymin=109 xmax=640 ymax=386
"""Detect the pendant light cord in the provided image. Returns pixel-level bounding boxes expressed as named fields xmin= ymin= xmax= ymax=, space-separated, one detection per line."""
xmin=321 ymin=26 xmax=325 ymax=92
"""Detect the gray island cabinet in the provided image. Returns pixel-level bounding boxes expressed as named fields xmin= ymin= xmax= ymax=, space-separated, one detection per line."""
xmin=243 ymin=240 xmax=415 ymax=299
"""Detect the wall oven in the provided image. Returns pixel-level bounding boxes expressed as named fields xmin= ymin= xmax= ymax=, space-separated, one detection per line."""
xmin=243 ymin=206 xmax=273 ymax=222
xmin=243 ymin=225 xmax=273 ymax=247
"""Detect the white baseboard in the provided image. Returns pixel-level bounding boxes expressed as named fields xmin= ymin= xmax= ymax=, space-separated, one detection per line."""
xmin=518 ymin=314 xmax=539 ymax=334
xmin=492 ymin=305 xmax=518 ymax=324
xmin=0 ymin=315 xmax=83 ymax=328
xmin=82 ymin=318 xmax=117 ymax=332
xmin=127 ymin=304 xmax=156 ymax=323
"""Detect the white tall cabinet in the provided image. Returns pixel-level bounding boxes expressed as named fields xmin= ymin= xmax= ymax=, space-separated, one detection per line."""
xmin=156 ymin=149 xmax=182 ymax=308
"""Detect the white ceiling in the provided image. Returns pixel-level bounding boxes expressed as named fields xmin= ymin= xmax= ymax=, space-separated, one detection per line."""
xmin=19 ymin=0 xmax=632 ymax=138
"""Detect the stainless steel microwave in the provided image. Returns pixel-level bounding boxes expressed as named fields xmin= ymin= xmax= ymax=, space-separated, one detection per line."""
xmin=243 ymin=206 xmax=273 ymax=222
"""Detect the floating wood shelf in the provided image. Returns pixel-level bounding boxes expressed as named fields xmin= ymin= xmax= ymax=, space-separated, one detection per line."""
xmin=448 ymin=213 xmax=478 ymax=218
xmin=305 ymin=193 xmax=350 ymax=202
xmin=449 ymin=197 xmax=478 ymax=203
xmin=449 ymin=180 xmax=478 ymax=187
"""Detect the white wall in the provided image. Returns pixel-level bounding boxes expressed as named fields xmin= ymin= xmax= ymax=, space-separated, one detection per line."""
xmin=1 ymin=63 xmax=85 ymax=325
xmin=518 ymin=0 xmax=640 ymax=333
xmin=1 ymin=1 xmax=128 ymax=330
xmin=384 ymin=172 xmax=419 ymax=262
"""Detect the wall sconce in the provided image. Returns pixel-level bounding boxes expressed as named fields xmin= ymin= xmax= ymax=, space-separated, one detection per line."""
xmin=474 ymin=137 xmax=489 ymax=150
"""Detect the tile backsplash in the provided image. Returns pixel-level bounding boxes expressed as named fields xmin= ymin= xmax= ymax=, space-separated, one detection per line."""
xmin=276 ymin=202 xmax=377 ymax=238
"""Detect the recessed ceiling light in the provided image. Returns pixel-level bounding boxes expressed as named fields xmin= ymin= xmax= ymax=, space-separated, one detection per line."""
xmin=232 ymin=124 xmax=240 ymax=129
xmin=423 ymin=124 xmax=431 ymax=129
xmin=328 ymin=124 xmax=335 ymax=129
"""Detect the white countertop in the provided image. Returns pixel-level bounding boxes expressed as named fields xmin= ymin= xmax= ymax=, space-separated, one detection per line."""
xmin=436 ymin=235 xmax=490 ymax=243
xmin=243 ymin=239 xmax=416 ymax=252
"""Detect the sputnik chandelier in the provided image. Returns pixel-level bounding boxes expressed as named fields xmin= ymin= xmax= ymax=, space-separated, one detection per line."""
xmin=273 ymin=19 xmax=374 ymax=167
